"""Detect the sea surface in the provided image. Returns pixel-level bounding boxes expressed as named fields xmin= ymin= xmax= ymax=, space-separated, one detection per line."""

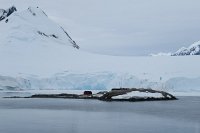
xmin=0 ymin=93 xmax=199 ymax=133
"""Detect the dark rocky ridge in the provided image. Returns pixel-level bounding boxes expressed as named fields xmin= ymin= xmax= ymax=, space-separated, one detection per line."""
xmin=0 ymin=6 xmax=17 ymax=21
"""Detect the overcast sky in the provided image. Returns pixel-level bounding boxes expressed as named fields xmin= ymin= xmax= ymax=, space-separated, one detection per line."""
xmin=1 ymin=0 xmax=200 ymax=56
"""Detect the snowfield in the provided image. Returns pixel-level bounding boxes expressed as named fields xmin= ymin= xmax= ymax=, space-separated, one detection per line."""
xmin=112 ymin=91 xmax=164 ymax=99
xmin=0 ymin=7 xmax=200 ymax=93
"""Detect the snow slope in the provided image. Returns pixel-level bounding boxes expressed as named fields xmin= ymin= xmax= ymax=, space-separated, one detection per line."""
xmin=0 ymin=7 xmax=200 ymax=92
xmin=0 ymin=6 xmax=79 ymax=50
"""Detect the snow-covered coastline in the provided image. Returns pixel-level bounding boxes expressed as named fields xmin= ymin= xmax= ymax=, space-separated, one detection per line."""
xmin=0 ymin=7 xmax=200 ymax=93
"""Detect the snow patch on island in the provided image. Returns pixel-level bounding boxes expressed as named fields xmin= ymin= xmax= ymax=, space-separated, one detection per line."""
xmin=112 ymin=91 xmax=164 ymax=99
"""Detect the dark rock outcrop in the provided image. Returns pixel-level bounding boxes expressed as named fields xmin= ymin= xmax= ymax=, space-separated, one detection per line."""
xmin=6 ymin=6 xmax=17 ymax=16
xmin=61 ymin=27 xmax=80 ymax=49
xmin=0 ymin=9 xmax=7 ymax=21
xmin=0 ymin=6 xmax=17 ymax=21
xmin=37 ymin=31 xmax=58 ymax=39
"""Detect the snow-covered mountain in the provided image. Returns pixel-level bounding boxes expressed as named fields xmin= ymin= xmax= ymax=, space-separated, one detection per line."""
xmin=0 ymin=6 xmax=200 ymax=92
xmin=172 ymin=41 xmax=200 ymax=56
xmin=151 ymin=41 xmax=200 ymax=56
xmin=0 ymin=6 xmax=79 ymax=49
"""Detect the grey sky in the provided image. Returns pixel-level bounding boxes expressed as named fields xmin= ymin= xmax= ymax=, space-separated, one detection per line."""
xmin=1 ymin=0 xmax=200 ymax=55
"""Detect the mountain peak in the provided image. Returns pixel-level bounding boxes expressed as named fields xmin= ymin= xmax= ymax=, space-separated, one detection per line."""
xmin=172 ymin=41 xmax=200 ymax=56
xmin=151 ymin=41 xmax=200 ymax=56
xmin=0 ymin=6 xmax=79 ymax=49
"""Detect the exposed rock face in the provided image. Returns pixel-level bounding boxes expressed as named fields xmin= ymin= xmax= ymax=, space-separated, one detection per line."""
xmin=0 ymin=6 xmax=17 ymax=21
xmin=6 ymin=6 xmax=17 ymax=16
xmin=61 ymin=27 xmax=80 ymax=49
xmin=0 ymin=9 xmax=6 ymax=21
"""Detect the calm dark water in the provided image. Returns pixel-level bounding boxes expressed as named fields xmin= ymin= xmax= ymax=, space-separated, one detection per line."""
xmin=0 ymin=97 xmax=199 ymax=133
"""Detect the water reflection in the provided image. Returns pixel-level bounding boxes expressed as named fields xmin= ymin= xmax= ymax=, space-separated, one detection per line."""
xmin=0 ymin=97 xmax=199 ymax=133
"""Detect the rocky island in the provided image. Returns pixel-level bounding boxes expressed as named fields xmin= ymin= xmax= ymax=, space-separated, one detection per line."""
xmin=5 ymin=88 xmax=177 ymax=102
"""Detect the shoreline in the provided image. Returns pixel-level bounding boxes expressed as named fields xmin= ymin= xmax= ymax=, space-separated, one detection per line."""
xmin=1 ymin=90 xmax=200 ymax=97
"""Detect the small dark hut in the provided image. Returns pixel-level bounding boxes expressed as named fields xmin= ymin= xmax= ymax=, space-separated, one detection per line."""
xmin=83 ymin=91 xmax=92 ymax=95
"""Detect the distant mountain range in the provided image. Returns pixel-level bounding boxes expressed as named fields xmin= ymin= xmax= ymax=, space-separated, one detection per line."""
xmin=172 ymin=41 xmax=200 ymax=56
xmin=151 ymin=41 xmax=200 ymax=56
